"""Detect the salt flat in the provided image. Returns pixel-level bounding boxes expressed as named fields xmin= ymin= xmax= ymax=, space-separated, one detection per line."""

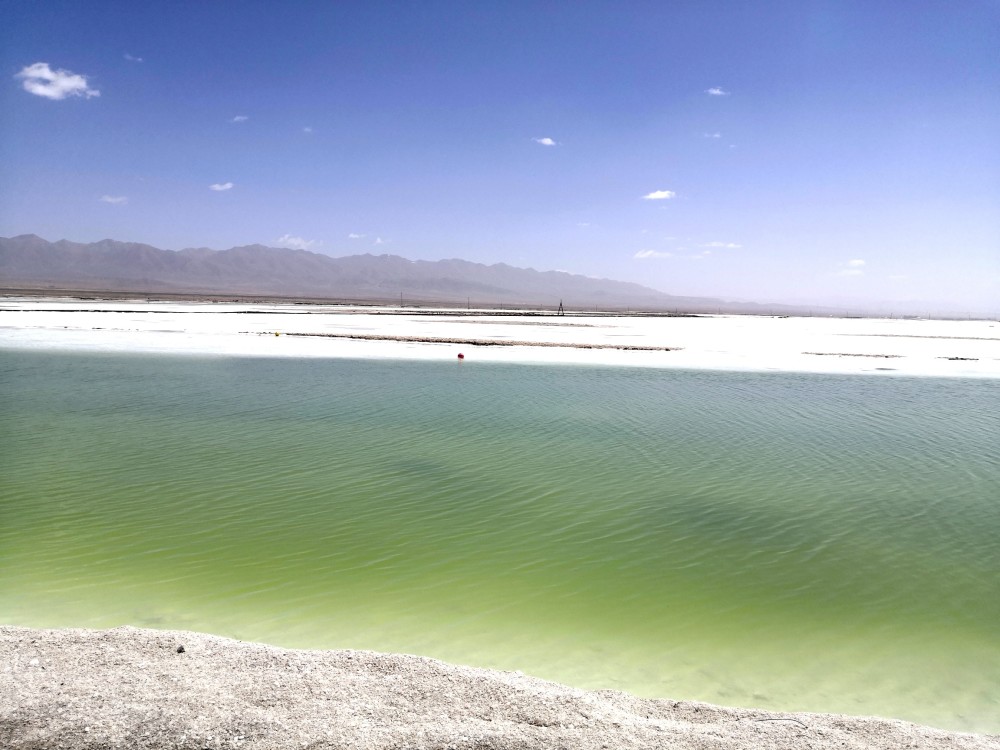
xmin=1 ymin=297 xmax=998 ymax=377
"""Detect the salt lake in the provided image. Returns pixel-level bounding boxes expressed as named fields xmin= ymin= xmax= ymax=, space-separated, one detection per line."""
xmin=1 ymin=345 xmax=997 ymax=733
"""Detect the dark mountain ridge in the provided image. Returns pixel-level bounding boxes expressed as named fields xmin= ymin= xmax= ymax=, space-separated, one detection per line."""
xmin=1 ymin=234 xmax=727 ymax=309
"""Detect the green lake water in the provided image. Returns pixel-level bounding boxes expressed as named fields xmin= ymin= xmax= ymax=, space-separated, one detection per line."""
xmin=1 ymin=349 xmax=998 ymax=733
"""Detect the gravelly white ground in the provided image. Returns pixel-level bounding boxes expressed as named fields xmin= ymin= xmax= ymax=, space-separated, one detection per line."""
xmin=2 ymin=297 xmax=999 ymax=377
xmin=3 ymin=626 xmax=998 ymax=750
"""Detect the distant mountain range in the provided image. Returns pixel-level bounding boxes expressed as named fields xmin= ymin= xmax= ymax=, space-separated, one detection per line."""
xmin=0 ymin=234 xmax=742 ymax=311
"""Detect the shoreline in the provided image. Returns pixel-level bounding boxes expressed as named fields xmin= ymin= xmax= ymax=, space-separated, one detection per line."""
xmin=3 ymin=625 xmax=997 ymax=749
xmin=2 ymin=296 xmax=999 ymax=377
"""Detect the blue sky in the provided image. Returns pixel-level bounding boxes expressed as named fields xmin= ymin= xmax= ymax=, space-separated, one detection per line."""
xmin=2 ymin=1 xmax=998 ymax=312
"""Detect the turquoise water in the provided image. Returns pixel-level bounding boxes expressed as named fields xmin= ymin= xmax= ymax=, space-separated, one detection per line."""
xmin=1 ymin=350 xmax=998 ymax=733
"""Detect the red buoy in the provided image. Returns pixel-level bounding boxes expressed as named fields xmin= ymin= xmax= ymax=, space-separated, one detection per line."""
xmin=457 ymin=353 xmax=465 ymax=360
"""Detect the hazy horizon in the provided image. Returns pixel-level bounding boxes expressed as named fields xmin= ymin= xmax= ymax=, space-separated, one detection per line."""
xmin=2 ymin=1 xmax=997 ymax=313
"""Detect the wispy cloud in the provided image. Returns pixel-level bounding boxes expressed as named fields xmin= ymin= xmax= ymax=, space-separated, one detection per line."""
xmin=348 ymin=233 xmax=365 ymax=239
xmin=16 ymin=62 xmax=100 ymax=100
xmin=209 ymin=182 xmax=234 ymax=191
xmin=702 ymin=241 xmax=741 ymax=249
xmin=703 ymin=132 xmax=722 ymax=139
xmin=374 ymin=237 xmax=386 ymax=245
xmin=123 ymin=53 xmax=143 ymax=63
xmin=837 ymin=259 xmax=866 ymax=276
xmin=533 ymin=137 xmax=557 ymax=146
xmin=302 ymin=126 xmax=313 ymax=134
xmin=276 ymin=234 xmax=319 ymax=251
xmin=634 ymin=249 xmax=673 ymax=259
xmin=231 ymin=115 xmax=248 ymax=123
xmin=99 ymin=195 xmax=127 ymax=205
xmin=705 ymin=87 xmax=730 ymax=96
xmin=642 ymin=190 xmax=676 ymax=200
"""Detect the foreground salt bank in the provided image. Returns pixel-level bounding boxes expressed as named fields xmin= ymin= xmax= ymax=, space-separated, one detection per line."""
xmin=3 ymin=626 xmax=998 ymax=750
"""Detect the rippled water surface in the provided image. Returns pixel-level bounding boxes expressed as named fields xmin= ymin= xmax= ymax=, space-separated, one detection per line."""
xmin=1 ymin=350 xmax=998 ymax=733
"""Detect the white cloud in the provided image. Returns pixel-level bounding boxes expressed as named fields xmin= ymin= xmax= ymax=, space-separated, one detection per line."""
xmin=99 ymin=195 xmax=128 ymax=205
xmin=702 ymin=241 xmax=741 ymax=249
xmin=836 ymin=260 xmax=866 ymax=277
xmin=303 ymin=126 xmax=313 ymax=134
xmin=209 ymin=182 xmax=233 ymax=191
xmin=374 ymin=237 xmax=386 ymax=245
xmin=124 ymin=53 xmax=143 ymax=63
xmin=276 ymin=234 xmax=319 ymax=251
xmin=16 ymin=62 xmax=100 ymax=100
xmin=533 ymin=137 xmax=557 ymax=146
xmin=705 ymin=87 xmax=730 ymax=96
xmin=231 ymin=115 xmax=248 ymax=123
xmin=348 ymin=233 xmax=365 ymax=239
xmin=642 ymin=190 xmax=676 ymax=200
xmin=634 ymin=249 xmax=673 ymax=259
xmin=703 ymin=132 xmax=722 ymax=138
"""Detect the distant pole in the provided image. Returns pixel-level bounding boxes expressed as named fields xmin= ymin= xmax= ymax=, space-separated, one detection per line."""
xmin=400 ymin=291 xmax=403 ymax=308
xmin=558 ymin=299 xmax=564 ymax=316
xmin=467 ymin=297 xmax=470 ymax=310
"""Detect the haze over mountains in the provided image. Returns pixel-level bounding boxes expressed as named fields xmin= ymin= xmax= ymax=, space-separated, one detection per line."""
xmin=1 ymin=234 xmax=737 ymax=311
xmin=3 ymin=235 xmax=986 ymax=318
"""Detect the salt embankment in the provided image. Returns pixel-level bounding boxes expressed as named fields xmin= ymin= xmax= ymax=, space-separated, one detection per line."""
xmin=3 ymin=626 xmax=998 ymax=750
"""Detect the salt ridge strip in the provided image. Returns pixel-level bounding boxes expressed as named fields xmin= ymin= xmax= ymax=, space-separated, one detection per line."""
xmin=1 ymin=297 xmax=999 ymax=378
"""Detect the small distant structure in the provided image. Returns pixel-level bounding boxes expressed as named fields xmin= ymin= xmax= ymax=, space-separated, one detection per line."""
xmin=557 ymin=299 xmax=564 ymax=316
